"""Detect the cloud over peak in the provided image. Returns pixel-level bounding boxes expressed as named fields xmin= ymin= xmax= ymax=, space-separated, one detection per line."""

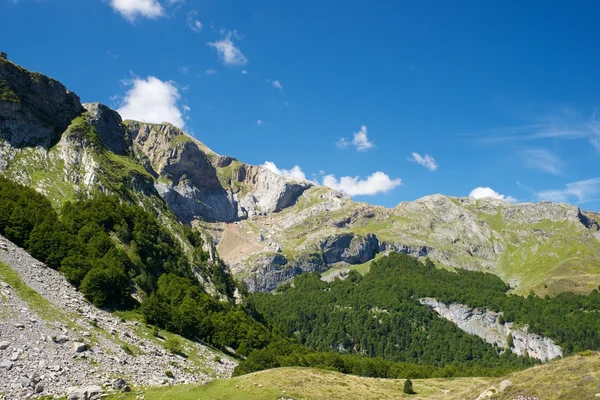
xmin=469 ymin=187 xmax=517 ymax=203
xmin=117 ymin=76 xmax=186 ymax=129
xmin=262 ymin=161 xmax=307 ymax=181
xmin=538 ymin=177 xmax=600 ymax=204
xmin=323 ymin=172 xmax=401 ymax=196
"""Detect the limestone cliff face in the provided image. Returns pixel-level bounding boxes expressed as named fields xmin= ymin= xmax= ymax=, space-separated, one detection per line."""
xmin=127 ymin=121 xmax=312 ymax=223
xmin=0 ymin=58 xmax=83 ymax=148
xmin=420 ymin=298 xmax=563 ymax=361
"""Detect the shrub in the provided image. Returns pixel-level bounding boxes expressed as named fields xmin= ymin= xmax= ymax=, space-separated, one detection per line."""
xmin=403 ymin=379 xmax=415 ymax=394
xmin=165 ymin=337 xmax=183 ymax=355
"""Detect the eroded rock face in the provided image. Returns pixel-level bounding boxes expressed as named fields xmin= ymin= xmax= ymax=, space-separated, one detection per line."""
xmin=420 ymin=298 xmax=563 ymax=361
xmin=0 ymin=58 xmax=83 ymax=148
xmin=128 ymin=121 xmax=312 ymax=222
xmin=83 ymin=103 xmax=130 ymax=155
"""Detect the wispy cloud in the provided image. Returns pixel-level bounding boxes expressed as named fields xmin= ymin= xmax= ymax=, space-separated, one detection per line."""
xmin=117 ymin=76 xmax=186 ymax=129
xmin=241 ymin=69 xmax=249 ymax=75
xmin=469 ymin=187 xmax=517 ymax=203
xmin=481 ymin=108 xmax=600 ymax=154
xmin=272 ymin=80 xmax=283 ymax=90
xmin=538 ymin=177 xmax=600 ymax=204
xmin=521 ymin=148 xmax=565 ymax=175
xmin=262 ymin=161 xmax=307 ymax=181
xmin=207 ymin=33 xmax=247 ymax=66
xmin=205 ymin=69 xmax=217 ymax=75
xmin=186 ymin=10 xmax=203 ymax=32
xmin=256 ymin=119 xmax=265 ymax=126
xmin=109 ymin=0 xmax=164 ymax=21
xmin=336 ymin=125 xmax=375 ymax=151
xmin=408 ymin=152 xmax=438 ymax=171
xmin=323 ymin=172 xmax=401 ymax=196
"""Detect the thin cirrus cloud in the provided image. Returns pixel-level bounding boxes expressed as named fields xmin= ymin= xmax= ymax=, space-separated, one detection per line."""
xmin=408 ymin=152 xmax=438 ymax=171
xmin=480 ymin=108 xmax=600 ymax=154
xmin=207 ymin=34 xmax=248 ymax=67
xmin=336 ymin=125 xmax=375 ymax=151
xmin=322 ymin=172 xmax=401 ymax=196
xmin=272 ymin=80 xmax=283 ymax=90
xmin=521 ymin=148 xmax=565 ymax=175
xmin=538 ymin=177 xmax=600 ymax=204
xmin=469 ymin=187 xmax=517 ymax=203
xmin=116 ymin=76 xmax=186 ymax=129
xmin=109 ymin=0 xmax=164 ymax=21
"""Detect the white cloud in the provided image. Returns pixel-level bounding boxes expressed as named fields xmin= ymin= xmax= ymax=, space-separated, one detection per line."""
xmin=117 ymin=76 xmax=186 ymax=129
xmin=322 ymin=172 xmax=401 ymax=196
xmin=272 ymin=80 xmax=283 ymax=90
xmin=521 ymin=148 xmax=565 ymax=175
xmin=469 ymin=187 xmax=517 ymax=203
xmin=256 ymin=120 xmax=264 ymax=126
xmin=241 ymin=69 xmax=249 ymax=75
xmin=186 ymin=10 xmax=202 ymax=32
xmin=538 ymin=177 xmax=600 ymax=204
xmin=109 ymin=0 xmax=164 ymax=21
xmin=207 ymin=34 xmax=247 ymax=66
xmin=205 ymin=69 xmax=217 ymax=75
xmin=409 ymin=152 xmax=438 ymax=171
xmin=262 ymin=161 xmax=307 ymax=181
xmin=337 ymin=125 xmax=375 ymax=151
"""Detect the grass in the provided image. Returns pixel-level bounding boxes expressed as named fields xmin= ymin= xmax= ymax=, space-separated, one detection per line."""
xmin=0 ymin=261 xmax=73 ymax=325
xmin=108 ymin=352 xmax=600 ymax=400
xmin=108 ymin=367 xmax=493 ymax=400
xmin=0 ymin=80 xmax=19 ymax=102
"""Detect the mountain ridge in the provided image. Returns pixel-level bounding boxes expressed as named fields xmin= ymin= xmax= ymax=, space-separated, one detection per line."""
xmin=1 ymin=56 xmax=600 ymax=296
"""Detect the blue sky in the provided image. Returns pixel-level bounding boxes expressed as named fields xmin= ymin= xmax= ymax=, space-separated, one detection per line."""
xmin=2 ymin=0 xmax=600 ymax=210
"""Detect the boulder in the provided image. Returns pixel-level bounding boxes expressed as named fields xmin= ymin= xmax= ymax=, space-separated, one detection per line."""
xmin=67 ymin=385 xmax=103 ymax=400
xmin=0 ymin=340 xmax=10 ymax=350
xmin=73 ymin=342 xmax=88 ymax=353
xmin=0 ymin=360 xmax=13 ymax=370
xmin=112 ymin=377 xmax=127 ymax=391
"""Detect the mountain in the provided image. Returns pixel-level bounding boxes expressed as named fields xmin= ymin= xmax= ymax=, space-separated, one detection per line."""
xmin=2 ymin=56 xmax=600 ymax=298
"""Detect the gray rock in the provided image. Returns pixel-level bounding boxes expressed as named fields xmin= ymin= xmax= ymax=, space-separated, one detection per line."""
xmin=14 ymin=322 xmax=25 ymax=329
xmin=20 ymin=376 xmax=30 ymax=388
xmin=54 ymin=335 xmax=69 ymax=344
xmin=35 ymin=382 xmax=45 ymax=393
xmin=112 ymin=377 xmax=127 ymax=391
xmin=0 ymin=360 xmax=13 ymax=370
xmin=67 ymin=385 xmax=103 ymax=400
xmin=73 ymin=342 xmax=87 ymax=353
xmin=0 ymin=340 xmax=10 ymax=350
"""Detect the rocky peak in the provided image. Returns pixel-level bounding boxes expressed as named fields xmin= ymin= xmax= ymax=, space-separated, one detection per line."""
xmin=0 ymin=58 xmax=83 ymax=148
xmin=83 ymin=103 xmax=130 ymax=155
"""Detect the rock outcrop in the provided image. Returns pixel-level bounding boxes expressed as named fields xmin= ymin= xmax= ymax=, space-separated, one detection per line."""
xmin=0 ymin=57 xmax=83 ymax=148
xmin=420 ymin=298 xmax=563 ymax=361
xmin=127 ymin=121 xmax=312 ymax=223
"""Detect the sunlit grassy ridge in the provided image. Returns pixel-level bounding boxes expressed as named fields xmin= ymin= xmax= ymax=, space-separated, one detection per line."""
xmin=110 ymin=353 xmax=600 ymax=400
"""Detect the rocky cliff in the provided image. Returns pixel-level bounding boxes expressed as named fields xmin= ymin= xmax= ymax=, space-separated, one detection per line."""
xmin=127 ymin=121 xmax=312 ymax=223
xmin=420 ymin=298 xmax=563 ymax=361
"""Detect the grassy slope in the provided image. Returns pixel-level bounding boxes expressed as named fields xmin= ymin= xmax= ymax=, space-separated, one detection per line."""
xmin=110 ymin=353 xmax=600 ymax=400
